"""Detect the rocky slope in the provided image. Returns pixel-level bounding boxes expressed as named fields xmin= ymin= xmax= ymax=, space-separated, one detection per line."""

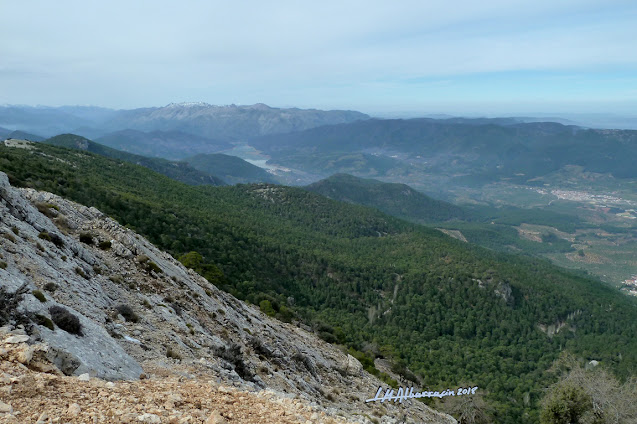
xmin=0 ymin=172 xmax=454 ymax=423
xmin=0 ymin=330 xmax=351 ymax=424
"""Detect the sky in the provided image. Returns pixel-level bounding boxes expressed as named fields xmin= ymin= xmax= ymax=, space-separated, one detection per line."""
xmin=2 ymin=0 xmax=637 ymax=116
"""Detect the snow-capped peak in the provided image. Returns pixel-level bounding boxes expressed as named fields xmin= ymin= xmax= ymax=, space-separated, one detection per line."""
xmin=165 ymin=102 xmax=212 ymax=108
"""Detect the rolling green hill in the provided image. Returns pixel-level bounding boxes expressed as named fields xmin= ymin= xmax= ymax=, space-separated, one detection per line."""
xmin=305 ymin=174 xmax=581 ymax=256
xmin=44 ymin=134 xmax=226 ymax=186
xmin=305 ymin=173 xmax=466 ymax=222
xmin=185 ymin=153 xmax=279 ymax=184
xmin=1 ymin=142 xmax=636 ymax=423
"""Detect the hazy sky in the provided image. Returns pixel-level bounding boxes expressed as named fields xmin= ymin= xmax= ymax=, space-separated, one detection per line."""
xmin=2 ymin=0 xmax=637 ymax=116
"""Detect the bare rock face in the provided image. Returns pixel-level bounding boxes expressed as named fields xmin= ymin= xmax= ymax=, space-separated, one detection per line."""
xmin=494 ymin=282 xmax=514 ymax=306
xmin=0 ymin=171 xmax=455 ymax=423
xmin=0 ymin=172 xmax=143 ymax=381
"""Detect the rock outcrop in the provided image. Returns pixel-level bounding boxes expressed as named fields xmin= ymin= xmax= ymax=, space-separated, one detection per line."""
xmin=0 ymin=331 xmax=354 ymax=424
xmin=0 ymin=172 xmax=142 ymax=381
xmin=0 ymin=171 xmax=454 ymax=423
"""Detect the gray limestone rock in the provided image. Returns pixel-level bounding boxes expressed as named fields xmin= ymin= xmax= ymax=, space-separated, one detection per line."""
xmin=0 ymin=172 xmax=142 ymax=381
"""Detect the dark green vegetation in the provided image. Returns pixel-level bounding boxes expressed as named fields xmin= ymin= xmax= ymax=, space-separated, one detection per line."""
xmin=251 ymin=118 xmax=637 ymax=180
xmin=44 ymin=134 xmax=226 ymax=186
xmin=306 ymin=174 xmax=580 ymax=256
xmin=115 ymin=304 xmax=140 ymax=323
xmin=45 ymin=133 xmax=284 ymax=186
xmin=539 ymin=355 xmax=637 ymax=424
xmin=251 ymin=118 xmax=637 ymax=286
xmin=48 ymin=305 xmax=82 ymax=335
xmin=1 ymin=285 xmax=56 ymax=331
xmin=541 ymin=384 xmax=590 ymax=424
xmin=2 ymin=143 xmax=637 ymax=423
xmin=32 ymin=290 xmax=46 ymax=303
xmin=437 ymin=204 xmax=588 ymax=256
xmin=467 ymin=205 xmax=586 ymax=234
xmin=438 ymin=221 xmax=576 ymax=255
xmin=185 ymin=153 xmax=279 ymax=184
xmin=306 ymin=174 xmax=466 ymax=223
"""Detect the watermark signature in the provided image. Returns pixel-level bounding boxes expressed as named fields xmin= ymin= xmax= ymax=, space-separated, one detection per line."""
xmin=365 ymin=386 xmax=478 ymax=403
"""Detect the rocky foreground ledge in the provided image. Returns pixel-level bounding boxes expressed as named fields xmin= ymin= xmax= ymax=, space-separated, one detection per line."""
xmin=0 ymin=170 xmax=454 ymax=424
xmin=0 ymin=331 xmax=351 ymax=424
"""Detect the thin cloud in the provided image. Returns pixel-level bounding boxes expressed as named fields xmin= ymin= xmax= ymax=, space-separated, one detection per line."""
xmin=1 ymin=0 xmax=636 ymax=113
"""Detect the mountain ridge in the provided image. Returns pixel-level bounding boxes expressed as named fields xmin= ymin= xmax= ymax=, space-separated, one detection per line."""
xmin=43 ymin=134 xmax=227 ymax=186
xmin=0 ymin=103 xmax=370 ymax=141
xmin=103 ymin=103 xmax=370 ymax=140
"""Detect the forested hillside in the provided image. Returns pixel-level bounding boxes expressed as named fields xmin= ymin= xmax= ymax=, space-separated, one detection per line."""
xmin=305 ymin=173 xmax=466 ymax=223
xmin=44 ymin=134 xmax=226 ymax=186
xmin=251 ymin=118 xmax=637 ymax=180
xmin=305 ymin=174 xmax=583 ymax=256
xmin=1 ymin=142 xmax=636 ymax=423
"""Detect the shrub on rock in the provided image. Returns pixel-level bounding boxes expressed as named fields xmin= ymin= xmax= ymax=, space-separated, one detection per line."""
xmin=49 ymin=305 xmax=82 ymax=336
xmin=79 ymin=232 xmax=94 ymax=245
xmin=115 ymin=304 xmax=140 ymax=323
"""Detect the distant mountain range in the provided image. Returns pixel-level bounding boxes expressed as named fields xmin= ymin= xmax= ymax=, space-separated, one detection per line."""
xmin=102 ymin=103 xmax=370 ymax=140
xmin=0 ymin=103 xmax=370 ymax=140
xmin=0 ymin=106 xmax=98 ymax=136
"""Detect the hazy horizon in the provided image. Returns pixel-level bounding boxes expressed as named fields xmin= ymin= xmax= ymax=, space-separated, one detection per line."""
xmin=2 ymin=1 xmax=636 ymax=117
xmin=3 ymin=101 xmax=637 ymax=131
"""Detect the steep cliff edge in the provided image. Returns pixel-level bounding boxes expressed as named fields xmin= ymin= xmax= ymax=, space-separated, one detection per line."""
xmin=0 ymin=172 xmax=454 ymax=423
